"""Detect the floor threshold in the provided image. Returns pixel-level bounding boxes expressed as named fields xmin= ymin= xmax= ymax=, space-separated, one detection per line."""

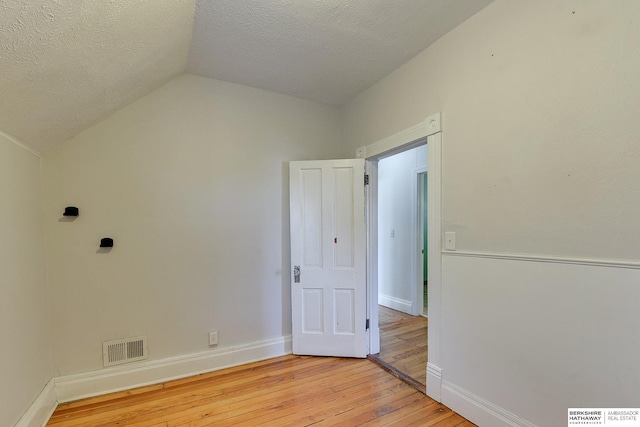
xmin=367 ymin=353 xmax=427 ymax=395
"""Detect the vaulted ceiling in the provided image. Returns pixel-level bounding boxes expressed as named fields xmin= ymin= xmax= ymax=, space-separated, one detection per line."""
xmin=0 ymin=0 xmax=493 ymax=153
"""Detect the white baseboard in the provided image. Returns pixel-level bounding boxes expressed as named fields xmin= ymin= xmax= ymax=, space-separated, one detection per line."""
xmin=426 ymin=362 xmax=442 ymax=402
xmin=55 ymin=335 xmax=292 ymax=403
xmin=16 ymin=338 xmax=535 ymax=427
xmin=15 ymin=378 xmax=57 ymax=427
xmin=378 ymin=294 xmax=412 ymax=314
xmin=442 ymin=381 xmax=537 ymax=427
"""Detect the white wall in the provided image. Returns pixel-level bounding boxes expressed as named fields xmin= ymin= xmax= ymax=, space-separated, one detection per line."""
xmin=42 ymin=74 xmax=343 ymax=376
xmin=0 ymin=134 xmax=52 ymax=426
xmin=343 ymin=0 xmax=640 ymax=261
xmin=443 ymin=255 xmax=640 ymax=425
xmin=342 ymin=1 xmax=640 ymax=425
xmin=378 ymin=146 xmax=426 ymax=313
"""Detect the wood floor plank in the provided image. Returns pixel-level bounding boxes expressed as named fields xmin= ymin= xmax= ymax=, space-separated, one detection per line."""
xmin=315 ymin=390 xmax=427 ymax=426
xmin=394 ymin=405 xmax=456 ymax=427
xmin=370 ymin=305 xmax=428 ymax=392
xmin=128 ymin=361 xmax=384 ymax=427
xmin=104 ymin=360 xmax=374 ymax=427
xmin=164 ymin=364 xmax=394 ymax=427
xmin=278 ymin=381 xmax=414 ymax=427
xmin=207 ymin=373 xmax=400 ymax=427
xmin=432 ymin=413 xmax=470 ymax=426
xmin=46 ymin=354 xmax=475 ymax=427
xmin=357 ymin=396 xmax=437 ymax=426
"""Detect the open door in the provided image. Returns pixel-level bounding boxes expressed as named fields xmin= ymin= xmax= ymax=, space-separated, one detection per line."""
xmin=289 ymin=159 xmax=367 ymax=358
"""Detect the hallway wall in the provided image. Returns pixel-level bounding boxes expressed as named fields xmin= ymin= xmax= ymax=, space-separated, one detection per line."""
xmin=378 ymin=146 xmax=427 ymax=314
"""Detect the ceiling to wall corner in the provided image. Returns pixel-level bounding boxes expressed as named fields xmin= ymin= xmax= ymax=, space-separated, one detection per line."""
xmin=0 ymin=0 xmax=197 ymax=153
xmin=0 ymin=0 xmax=493 ymax=153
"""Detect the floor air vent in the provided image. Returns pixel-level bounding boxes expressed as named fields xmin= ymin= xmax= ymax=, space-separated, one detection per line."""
xmin=103 ymin=336 xmax=148 ymax=367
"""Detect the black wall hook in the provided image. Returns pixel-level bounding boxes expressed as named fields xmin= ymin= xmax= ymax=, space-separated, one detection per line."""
xmin=63 ymin=206 xmax=79 ymax=217
xmin=100 ymin=238 xmax=114 ymax=248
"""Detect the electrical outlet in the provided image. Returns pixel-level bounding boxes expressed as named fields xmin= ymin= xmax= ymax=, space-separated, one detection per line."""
xmin=209 ymin=331 xmax=219 ymax=346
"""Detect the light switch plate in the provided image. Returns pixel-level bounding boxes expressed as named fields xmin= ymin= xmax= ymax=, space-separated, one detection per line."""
xmin=444 ymin=232 xmax=456 ymax=251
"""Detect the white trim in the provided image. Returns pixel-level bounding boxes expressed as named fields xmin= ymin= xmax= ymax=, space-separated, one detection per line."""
xmin=14 ymin=379 xmax=57 ymax=427
xmin=443 ymin=250 xmax=640 ymax=270
xmin=0 ymin=130 xmax=41 ymax=157
xmin=378 ymin=294 xmax=412 ymax=314
xmin=442 ymin=381 xmax=537 ymax=427
xmin=55 ymin=336 xmax=291 ymax=403
xmin=426 ymin=362 xmax=442 ymax=402
xmin=357 ymin=112 xmax=440 ymax=159
xmin=365 ymin=160 xmax=380 ymax=355
xmin=412 ymin=167 xmax=428 ymax=316
xmin=426 ymin=131 xmax=442 ymax=402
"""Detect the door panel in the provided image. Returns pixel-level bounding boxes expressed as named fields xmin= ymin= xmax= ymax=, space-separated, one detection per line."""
xmin=302 ymin=288 xmax=323 ymax=333
xmin=334 ymin=167 xmax=355 ymax=268
xmin=290 ymin=159 xmax=366 ymax=357
xmin=334 ymin=288 xmax=355 ymax=334
xmin=301 ymin=169 xmax=322 ymax=267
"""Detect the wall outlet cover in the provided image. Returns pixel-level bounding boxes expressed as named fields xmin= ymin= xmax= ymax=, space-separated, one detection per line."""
xmin=209 ymin=331 xmax=219 ymax=346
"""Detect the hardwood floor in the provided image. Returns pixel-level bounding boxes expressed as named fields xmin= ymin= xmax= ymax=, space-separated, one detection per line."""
xmin=369 ymin=305 xmax=428 ymax=392
xmin=47 ymin=355 xmax=474 ymax=426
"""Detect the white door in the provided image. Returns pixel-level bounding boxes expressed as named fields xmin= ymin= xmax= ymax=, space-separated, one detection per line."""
xmin=289 ymin=159 xmax=367 ymax=358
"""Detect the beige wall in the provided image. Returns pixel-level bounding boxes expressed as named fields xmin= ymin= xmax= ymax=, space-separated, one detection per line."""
xmin=341 ymin=1 xmax=640 ymax=425
xmin=342 ymin=0 xmax=640 ymax=261
xmin=42 ymin=74 xmax=343 ymax=375
xmin=0 ymin=134 xmax=52 ymax=427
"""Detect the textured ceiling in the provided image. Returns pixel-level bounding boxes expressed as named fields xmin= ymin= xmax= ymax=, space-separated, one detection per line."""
xmin=0 ymin=0 xmax=197 ymax=153
xmin=0 ymin=0 xmax=493 ymax=153
xmin=187 ymin=0 xmax=494 ymax=106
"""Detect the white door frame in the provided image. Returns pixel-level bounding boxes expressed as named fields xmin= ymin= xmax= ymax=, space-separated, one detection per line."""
xmin=415 ymin=170 xmax=428 ymax=317
xmin=357 ymin=113 xmax=443 ymax=400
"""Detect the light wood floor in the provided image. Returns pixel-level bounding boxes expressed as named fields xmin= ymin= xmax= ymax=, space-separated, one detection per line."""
xmin=369 ymin=305 xmax=428 ymax=392
xmin=47 ymin=355 xmax=474 ymax=426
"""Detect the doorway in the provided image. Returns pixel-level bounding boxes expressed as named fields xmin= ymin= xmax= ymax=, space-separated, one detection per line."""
xmin=287 ymin=115 xmax=443 ymax=400
xmin=361 ymin=113 xmax=442 ymax=400
xmin=376 ymin=146 xmax=426 ymax=316
xmin=368 ymin=145 xmax=428 ymax=391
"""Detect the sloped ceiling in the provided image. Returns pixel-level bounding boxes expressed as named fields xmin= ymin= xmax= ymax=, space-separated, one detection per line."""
xmin=0 ymin=0 xmax=197 ymax=153
xmin=188 ymin=0 xmax=494 ymax=107
xmin=0 ymin=0 xmax=493 ymax=153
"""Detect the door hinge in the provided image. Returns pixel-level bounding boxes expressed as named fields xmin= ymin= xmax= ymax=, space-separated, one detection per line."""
xmin=365 ymin=318 xmax=370 ymax=330
xmin=364 ymin=174 xmax=369 ymax=186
